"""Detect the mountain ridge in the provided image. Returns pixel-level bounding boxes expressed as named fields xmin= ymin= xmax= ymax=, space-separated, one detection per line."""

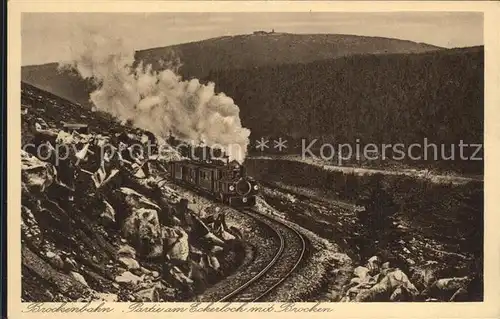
xmin=23 ymin=32 xmax=443 ymax=82
xmin=21 ymin=32 xmax=446 ymax=110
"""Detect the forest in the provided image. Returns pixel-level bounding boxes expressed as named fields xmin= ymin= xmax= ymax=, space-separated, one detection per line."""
xmin=208 ymin=46 xmax=484 ymax=174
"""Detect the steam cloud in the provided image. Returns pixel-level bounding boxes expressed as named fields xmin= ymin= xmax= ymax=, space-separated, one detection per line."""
xmin=59 ymin=32 xmax=250 ymax=163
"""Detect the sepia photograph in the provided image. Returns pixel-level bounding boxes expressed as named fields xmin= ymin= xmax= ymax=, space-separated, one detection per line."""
xmin=16 ymin=8 xmax=487 ymax=306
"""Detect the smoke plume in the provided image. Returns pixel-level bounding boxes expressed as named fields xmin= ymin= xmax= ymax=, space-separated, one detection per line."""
xmin=59 ymin=31 xmax=250 ymax=163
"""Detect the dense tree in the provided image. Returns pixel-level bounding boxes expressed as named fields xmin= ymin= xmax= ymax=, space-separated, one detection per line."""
xmin=210 ymin=47 xmax=483 ymax=174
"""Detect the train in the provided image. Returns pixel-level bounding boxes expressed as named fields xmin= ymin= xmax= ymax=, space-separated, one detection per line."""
xmin=167 ymin=158 xmax=258 ymax=207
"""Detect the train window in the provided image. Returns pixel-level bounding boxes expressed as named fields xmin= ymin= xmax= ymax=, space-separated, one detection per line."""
xmin=201 ymin=170 xmax=210 ymax=180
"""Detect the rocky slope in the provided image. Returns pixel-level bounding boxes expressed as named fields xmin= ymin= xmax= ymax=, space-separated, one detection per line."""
xmin=21 ymin=82 xmax=247 ymax=302
xmin=21 ymin=82 xmax=354 ymax=303
xmin=258 ymin=183 xmax=483 ymax=302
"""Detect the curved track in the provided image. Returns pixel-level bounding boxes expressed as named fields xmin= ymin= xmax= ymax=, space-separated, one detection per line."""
xmin=216 ymin=209 xmax=307 ymax=302
xmin=157 ymin=173 xmax=308 ymax=302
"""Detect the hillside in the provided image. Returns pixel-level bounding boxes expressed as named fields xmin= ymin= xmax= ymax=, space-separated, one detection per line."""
xmin=20 ymin=81 xmax=483 ymax=303
xmin=212 ymin=46 xmax=484 ymax=174
xmin=21 ymin=82 xmax=127 ymax=145
xmin=21 ymin=37 xmax=482 ymax=174
xmin=21 ymin=81 xmax=250 ymax=302
xmin=137 ymin=33 xmax=442 ymax=79
xmin=21 ymin=33 xmax=442 ymax=105
xmin=22 ymin=64 xmax=96 ymax=110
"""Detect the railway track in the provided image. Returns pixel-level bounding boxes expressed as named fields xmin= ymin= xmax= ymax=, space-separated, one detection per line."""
xmin=215 ymin=209 xmax=307 ymax=302
xmin=156 ymin=174 xmax=308 ymax=301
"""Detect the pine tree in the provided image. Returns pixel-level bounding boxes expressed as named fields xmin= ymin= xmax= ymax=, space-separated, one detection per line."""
xmin=355 ymin=174 xmax=400 ymax=259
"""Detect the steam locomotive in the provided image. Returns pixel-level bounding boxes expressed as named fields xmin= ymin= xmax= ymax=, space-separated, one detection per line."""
xmin=167 ymin=158 xmax=258 ymax=207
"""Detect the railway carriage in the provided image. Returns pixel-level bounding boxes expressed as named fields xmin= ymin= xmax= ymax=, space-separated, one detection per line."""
xmin=168 ymin=159 xmax=258 ymax=207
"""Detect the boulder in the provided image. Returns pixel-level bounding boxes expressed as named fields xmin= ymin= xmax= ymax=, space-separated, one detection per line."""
xmin=118 ymin=257 xmax=141 ymax=270
xmin=210 ymin=246 xmax=224 ymax=254
xmin=449 ymin=287 xmax=469 ymax=301
xmin=406 ymin=258 xmax=416 ymax=266
xmin=63 ymin=257 xmax=78 ymax=272
xmin=353 ymin=266 xmax=370 ymax=281
xmin=70 ymin=272 xmax=89 ymax=287
xmin=410 ymin=260 xmax=445 ymax=291
xmin=168 ymin=266 xmax=194 ymax=286
xmin=147 ymin=242 xmax=164 ymax=259
xmin=189 ymin=213 xmax=210 ymax=237
xmin=21 ymin=150 xmax=56 ymax=193
xmin=427 ymin=276 xmax=471 ymax=301
xmin=389 ymin=286 xmax=412 ymax=301
xmin=188 ymin=259 xmax=207 ymax=282
xmin=45 ymin=251 xmax=65 ymax=270
xmin=355 ymin=269 xmax=419 ymax=301
xmin=366 ymin=256 xmax=380 ymax=274
xmin=134 ymin=287 xmax=160 ymax=302
xmin=214 ymin=225 xmax=236 ymax=241
xmin=140 ymin=267 xmax=152 ymax=275
xmin=100 ymin=200 xmax=116 ymax=224
xmin=200 ymin=232 xmax=226 ymax=248
xmin=92 ymin=165 xmax=120 ymax=190
xmin=117 ymin=245 xmax=137 ymax=259
xmin=343 ymin=284 xmax=371 ymax=301
xmin=122 ymin=208 xmax=162 ymax=257
xmin=208 ymin=256 xmax=221 ymax=271
xmin=55 ymin=130 xmax=92 ymax=145
xmin=327 ymin=290 xmax=341 ymax=302
xmin=115 ymin=271 xmax=143 ymax=285
xmin=117 ymin=187 xmax=161 ymax=211
xmin=433 ymin=276 xmax=470 ymax=291
xmin=228 ymin=226 xmax=244 ymax=239
xmin=162 ymin=226 xmax=190 ymax=262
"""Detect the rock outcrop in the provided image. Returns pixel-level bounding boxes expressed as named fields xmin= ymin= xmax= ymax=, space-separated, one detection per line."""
xmin=340 ymin=255 xmax=473 ymax=302
xmin=21 ymin=117 xmax=245 ymax=302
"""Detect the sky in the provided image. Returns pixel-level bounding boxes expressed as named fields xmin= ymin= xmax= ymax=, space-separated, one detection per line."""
xmin=21 ymin=12 xmax=483 ymax=66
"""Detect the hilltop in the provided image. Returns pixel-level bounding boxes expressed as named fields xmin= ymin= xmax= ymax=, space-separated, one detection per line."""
xmin=137 ymin=33 xmax=442 ymax=78
xmin=21 ymin=33 xmax=442 ymax=106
